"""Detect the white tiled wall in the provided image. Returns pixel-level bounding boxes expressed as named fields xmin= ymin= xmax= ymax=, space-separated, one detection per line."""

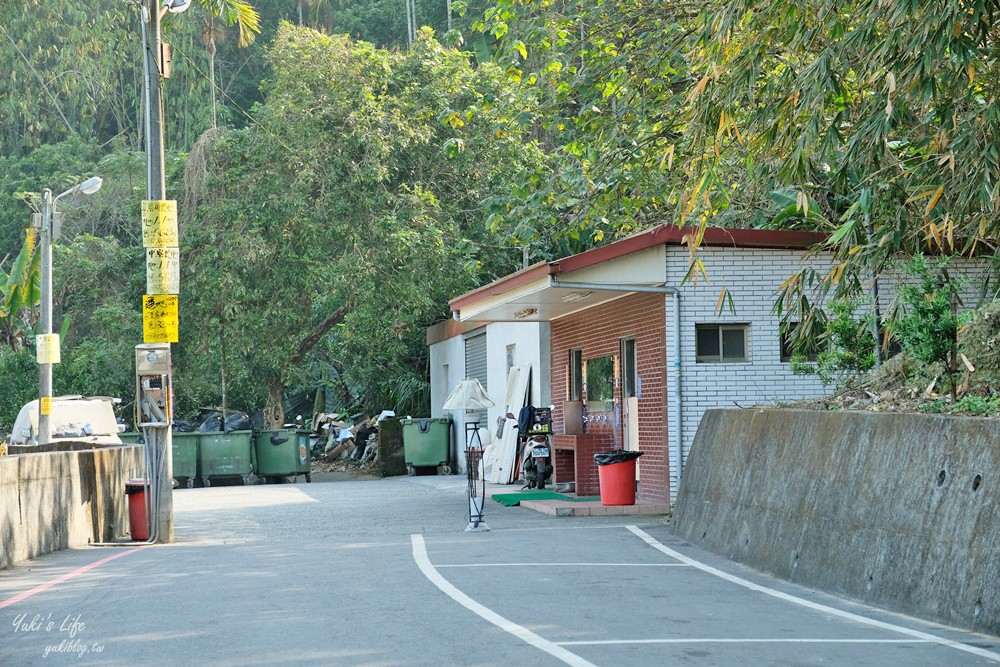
xmin=663 ymin=246 xmax=992 ymax=500
xmin=665 ymin=246 xmax=835 ymax=498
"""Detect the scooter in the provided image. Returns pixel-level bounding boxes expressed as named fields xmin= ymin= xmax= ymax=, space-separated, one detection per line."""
xmin=522 ymin=434 xmax=553 ymax=490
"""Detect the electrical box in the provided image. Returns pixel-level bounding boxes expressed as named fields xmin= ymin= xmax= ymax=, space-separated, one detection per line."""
xmin=136 ymin=343 xmax=171 ymax=426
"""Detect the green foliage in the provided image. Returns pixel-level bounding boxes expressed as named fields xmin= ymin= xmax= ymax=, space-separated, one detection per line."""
xmin=914 ymin=395 xmax=1000 ymax=416
xmin=473 ymin=0 xmax=701 ymax=251
xmin=890 ymin=255 xmax=962 ymax=399
xmin=0 ymin=349 xmax=39 ymax=433
xmin=0 ymin=137 xmax=105 ymax=252
xmin=679 ymin=0 xmax=1000 ymax=306
xmin=0 ymin=2 xmax=138 ymax=153
xmin=951 ymin=395 xmax=1000 ymax=417
xmin=183 ymin=25 xmax=541 ymax=423
xmin=791 ymin=299 xmax=876 ymax=387
xmin=53 ymin=302 xmax=142 ymax=420
xmin=891 ymin=256 xmax=961 ymax=366
xmin=0 ymin=229 xmax=41 ymax=352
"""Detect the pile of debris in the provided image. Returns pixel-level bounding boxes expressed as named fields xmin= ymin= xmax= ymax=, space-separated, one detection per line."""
xmin=310 ymin=410 xmax=395 ymax=466
xmin=782 ymin=352 xmax=1000 ymax=417
xmin=310 ymin=458 xmax=375 ymax=474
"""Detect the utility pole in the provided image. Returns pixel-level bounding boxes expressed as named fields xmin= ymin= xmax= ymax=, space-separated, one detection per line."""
xmin=142 ymin=0 xmax=173 ymax=544
xmin=144 ymin=1 xmax=166 ymax=201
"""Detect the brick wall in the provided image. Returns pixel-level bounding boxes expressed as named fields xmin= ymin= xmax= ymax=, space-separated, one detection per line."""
xmin=550 ymin=292 xmax=669 ymax=502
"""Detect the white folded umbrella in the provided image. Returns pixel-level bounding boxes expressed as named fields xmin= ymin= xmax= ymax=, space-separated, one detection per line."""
xmin=442 ymin=378 xmax=496 ymax=410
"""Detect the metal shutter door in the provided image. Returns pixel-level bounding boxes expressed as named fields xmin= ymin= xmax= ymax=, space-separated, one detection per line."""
xmin=463 ymin=333 xmax=489 ymax=430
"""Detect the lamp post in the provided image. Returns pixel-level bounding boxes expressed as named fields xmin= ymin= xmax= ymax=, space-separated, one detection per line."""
xmin=37 ymin=176 xmax=103 ymax=445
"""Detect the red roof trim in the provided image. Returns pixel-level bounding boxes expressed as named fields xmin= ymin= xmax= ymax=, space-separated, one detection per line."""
xmin=426 ymin=319 xmax=486 ymax=345
xmin=448 ymin=261 xmax=554 ymax=312
xmin=449 ymin=225 xmax=828 ymax=313
xmin=556 ymin=225 xmax=827 ymax=273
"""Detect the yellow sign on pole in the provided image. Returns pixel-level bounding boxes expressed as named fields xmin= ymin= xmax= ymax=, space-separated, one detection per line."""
xmin=36 ymin=333 xmax=61 ymax=364
xmin=40 ymin=396 xmax=51 ymax=416
xmin=142 ymin=294 xmax=179 ymax=343
xmin=141 ymin=200 xmax=178 ymax=248
xmin=146 ymin=247 xmax=180 ymax=294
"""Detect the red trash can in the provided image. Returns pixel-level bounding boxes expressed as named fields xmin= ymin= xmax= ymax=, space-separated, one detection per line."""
xmin=598 ymin=460 xmax=637 ymax=505
xmin=594 ymin=450 xmax=643 ymax=506
xmin=125 ymin=479 xmax=150 ymax=541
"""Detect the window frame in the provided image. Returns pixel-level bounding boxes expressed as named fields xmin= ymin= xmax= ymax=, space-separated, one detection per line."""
xmin=568 ymin=348 xmax=583 ymax=400
xmin=779 ymin=322 xmax=823 ymax=363
xmin=695 ymin=324 xmax=749 ymax=363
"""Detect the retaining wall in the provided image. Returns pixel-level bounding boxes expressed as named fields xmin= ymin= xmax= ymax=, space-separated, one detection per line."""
xmin=0 ymin=445 xmax=144 ymax=570
xmin=673 ymin=408 xmax=999 ymax=636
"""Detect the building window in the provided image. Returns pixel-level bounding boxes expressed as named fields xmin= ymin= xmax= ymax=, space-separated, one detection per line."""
xmin=780 ymin=322 xmax=823 ymax=362
xmin=568 ymin=349 xmax=583 ymax=400
xmin=696 ymin=324 xmax=748 ymax=363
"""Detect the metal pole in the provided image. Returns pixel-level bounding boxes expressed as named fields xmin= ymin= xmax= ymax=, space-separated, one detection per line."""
xmin=143 ymin=0 xmax=173 ymax=543
xmin=38 ymin=189 xmax=54 ymax=445
xmin=145 ymin=1 xmax=166 ymax=200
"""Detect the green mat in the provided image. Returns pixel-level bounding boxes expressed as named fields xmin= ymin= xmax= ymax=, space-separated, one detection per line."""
xmin=492 ymin=491 xmax=601 ymax=506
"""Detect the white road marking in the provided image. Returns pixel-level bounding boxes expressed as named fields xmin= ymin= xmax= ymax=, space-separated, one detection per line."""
xmin=559 ymin=638 xmax=932 ymax=646
xmin=627 ymin=526 xmax=1000 ymax=663
xmin=436 ymin=562 xmax=689 ymax=568
xmin=411 ymin=534 xmax=598 ymax=667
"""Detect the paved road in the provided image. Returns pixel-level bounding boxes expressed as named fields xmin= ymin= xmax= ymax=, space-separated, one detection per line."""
xmin=1 ymin=476 xmax=998 ymax=666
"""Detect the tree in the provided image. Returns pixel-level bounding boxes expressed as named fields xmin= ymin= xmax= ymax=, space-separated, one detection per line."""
xmin=472 ymin=0 xmax=704 ymax=252
xmin=683 ymin=0 xmax=1000 ymax=310
xmin=164 ymin=0 xmax=262 ymax=129
xmin=0 ymin=2 xmax=139 ymax=154
xmin=473 ymin=0 xmax=1000 ymax=332
xmin=891 ymin=256 xmax=964 ymax=402
xmin=182 ymin=24 xmax=542 ymax=425
xmin=0 ymin=229 xmax=40 ymax=353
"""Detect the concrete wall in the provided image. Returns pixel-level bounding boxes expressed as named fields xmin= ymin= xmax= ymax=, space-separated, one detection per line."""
xmin=0 ymin=445 xmax=144 ymax=570
xmin=673 ymin=408 xmax=999 ymax=636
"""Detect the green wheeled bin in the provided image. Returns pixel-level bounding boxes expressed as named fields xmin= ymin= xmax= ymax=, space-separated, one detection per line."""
xmin=400 ymin=417 xmax=452 ymax=476
xmin=253 ymin=429 xmax=311 ymax=483
xmin=119 ymin=431 xmax=143 ymax=444
xmin=199 ymin=430 xmax=254 ymax=486
xmin=171 ymin=432 xmax=200 ymax=488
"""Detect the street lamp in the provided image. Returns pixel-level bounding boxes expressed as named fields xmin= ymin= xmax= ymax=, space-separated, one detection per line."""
xmin=37 ymin=176 xmax=103 ymax=445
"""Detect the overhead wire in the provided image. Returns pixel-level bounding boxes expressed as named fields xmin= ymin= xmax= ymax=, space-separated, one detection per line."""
xmin=167 ymin=42 xmax=297 ymax=156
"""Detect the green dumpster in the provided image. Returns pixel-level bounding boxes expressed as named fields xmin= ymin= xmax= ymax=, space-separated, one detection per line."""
xmin=120 ymin=431 xmax=199 ymax=488
xmin=254 ymin=429 xmax=311 ymax=483
xmin=199 ymin=430 xmax=254 ymax=486
xmin=171 ymin=432 xmax=199 ymax=488
xmin=400 ymin=417 xmax=452 ymax=476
